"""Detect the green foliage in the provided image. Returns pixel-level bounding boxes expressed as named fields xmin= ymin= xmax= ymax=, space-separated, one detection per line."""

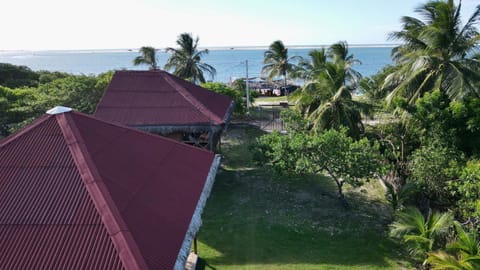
xmin=280 ymin=109 xmax=309 ymax=133
xmin=37 ymin=71 xmax=70 ymax=84
xmin=256 ymin=127 xmax=382 ymax=204
xmin=385 ymin=0 xmax=480 ymax=104
xmin=262 ymin=40 xmax=300 ymax=94
xmin=426 ymin=222 xmax=480 ymax=270
xmin=133 ymin=46 xmax=158 ymax=70
xmin=200 ymin=82 xmax=245 ymax=116
xmin=0 ymin=65 xmax=113 ymax=137
xmin=384 ymin=182 xmax=416 ymax=212
xmin=450 ymin=160 xmax=480 ymax=222
xmin=359 ymin=65 xmax=398 ymax=102
xmin=164 ymin=33 xmax=216 ymax=84
xmin=0 ymin=63 xmax=39 ymax=88
xmin=409 ymin=89 xmax=480 ymax=155
xmin=35 ymin=73 xmax=110 ymax=114
xmin=0 ymin=86 xmax=39 ymax=137
xmin=390 ymin=207 xmax=454 ymax=263
xmin=409 ymin=139 xmax=463 ymax=208
xmin=292 ymin=42 xmax=369 ymax=138
xmin=231 ymin=78 xmax=259 ymax=101
xmin=231 ymin=78 xmax=245 ymax=92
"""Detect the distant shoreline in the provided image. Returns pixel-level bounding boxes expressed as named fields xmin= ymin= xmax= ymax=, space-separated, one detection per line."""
xmin=0 ymin=44 xmax=399 ymax=54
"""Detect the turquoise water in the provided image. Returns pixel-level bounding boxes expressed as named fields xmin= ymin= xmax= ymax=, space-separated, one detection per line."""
xmin=0 ymin=47 xmax=393 ymax=83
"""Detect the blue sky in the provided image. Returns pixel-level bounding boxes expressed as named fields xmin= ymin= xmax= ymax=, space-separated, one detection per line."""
xmin=1 ymin=0 xmax=478 ymax=50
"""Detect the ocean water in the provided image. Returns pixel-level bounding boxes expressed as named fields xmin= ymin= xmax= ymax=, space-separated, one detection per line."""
xmin=0 ymin=47 xmax=393 ymax=83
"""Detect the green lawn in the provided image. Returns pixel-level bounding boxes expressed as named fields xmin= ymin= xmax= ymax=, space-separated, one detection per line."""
xmin=196 ymin=126 xmax=411 ymax=269
xmin=254 ymin=96 xmax=288 ymax=104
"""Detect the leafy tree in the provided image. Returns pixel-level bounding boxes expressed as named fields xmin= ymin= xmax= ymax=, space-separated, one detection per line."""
xmin=36 ymin=73 xmax=111 ymax=114
xmin=231 ymin=78 xmax=246 ymax=92
xmin=200 ymin=82 xmax=244 ymax=116
xmin=262 ymin=40 xmax=299 ymax=95
xmin=385 ymin=0 xmax=480 ymax=104
xmin=409 ymin=138 xmax=463 ymax=209
xmin=410 ymin=89 xmax=480 ymax=155
xmin=390 ymin=207 xmax=454 ymax=263
xmin=37 ymin=71 xmax=70 ymax=84
xmin=256 ymin=128 xmax=382 ymax=205
xmin=0 ymin=86 xmax=39 ymax=137
xmin=450 ymin=160 xmax=480 ymax=223
xmin=164 ymin=33 xmax=216 ymax=84
xmin=279 ymin=109 xmax=309 ymax=133
xmin=0 ymin=63 xmax=39 ymax=88
xmin=133 ymin=46 xmax=159 ymax=70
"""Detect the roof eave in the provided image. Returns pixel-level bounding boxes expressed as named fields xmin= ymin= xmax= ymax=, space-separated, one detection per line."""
xmin=173 ymin=154 xmax=221 ymax=270
xmin=222 ymin=100 xmax=235 ymax=131
xmin=133 ymin=124 xmax=223 ymax=134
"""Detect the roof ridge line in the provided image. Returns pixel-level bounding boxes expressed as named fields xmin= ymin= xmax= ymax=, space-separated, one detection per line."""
xmin=56 ymin=113 xmax=149 ymax=270
xmin=74 ymin=111 xmax=214 ymax=154
xmin=161 ymin=72 xmax=223 ymax=125
xmin=0 ymin=114 xmax=51 ymax=148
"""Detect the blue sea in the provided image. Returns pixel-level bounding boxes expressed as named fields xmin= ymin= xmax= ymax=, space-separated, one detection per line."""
xmin=0 ymin=46 xmax=394 ymax=83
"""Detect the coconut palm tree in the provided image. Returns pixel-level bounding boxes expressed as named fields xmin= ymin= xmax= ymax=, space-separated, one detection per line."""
xmin=390 ymin=207 xmax=454 ymax=262
xmin=262 ymin=40 xmax=300 ymax=95
xmin=292 ymin=42 xmax=368 ymax=138
xmin=385 ymin=0 xmax=480 ymax=104
xmin=164 ymin=33 xmax=216 ymax=84
xmin=133 ymin=46 xmax=159 ymax=70
xmin=328 ymin=41 xmax=362 ymax=86
xmin=291 ymin=49 xmax=328 ymax=115
xmin=308 ymin=61 xmax=369 ymax=138
xmin=294 ymin=48 xmax=328 ymax=81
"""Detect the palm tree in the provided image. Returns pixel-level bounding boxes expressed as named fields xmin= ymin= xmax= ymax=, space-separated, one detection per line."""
xmin=427 ymin=222 xmax=480 ymax=270
xmin=164 ymin=33 xmax=216 ymax=84
xmin=390 ymin=207 xmax=454 ymax=262
xmin=133 ymin=46 xmax=159 ymax=70
xmin=385 ymin=0 xmax=480 ymax=104
xmin=294 ymin=48 xmax=328 ymax=81
xmin=292 ymin=41 xmax=368 ymax=138
xmin=262 ymin=40 xmax=300 ymax=95
xmin=291 ymin=49 xmax=328 ymax=115
xmin=308 ymin=62 xmax=368 ymax=138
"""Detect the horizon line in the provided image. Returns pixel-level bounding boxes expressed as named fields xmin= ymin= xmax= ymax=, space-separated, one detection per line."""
xmin=0 ymin=43 xmax=400 ymax=53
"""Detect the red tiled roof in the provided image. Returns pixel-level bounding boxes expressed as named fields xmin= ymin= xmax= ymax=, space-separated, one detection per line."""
xmin=94 ymin=70 xmax=233 ymax=127
xmin=0 ymin=110 xmax=217 ymax=269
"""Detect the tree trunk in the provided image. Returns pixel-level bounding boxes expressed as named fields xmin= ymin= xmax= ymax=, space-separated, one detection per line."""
xmin=326 ymin=170 xmax=349 ymax=208
xmin=335 ymin=180 xmax=349 ymax=207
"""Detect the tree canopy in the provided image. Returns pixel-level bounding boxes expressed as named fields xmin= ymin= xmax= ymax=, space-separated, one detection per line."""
xmin=385 ymin=0 xmax=480 ymax=104
xmin=164 ymin=33 xmax=216 ymax=84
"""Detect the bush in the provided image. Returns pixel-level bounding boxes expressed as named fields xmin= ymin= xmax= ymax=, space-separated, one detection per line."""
xmin=201 ymin=82 xmax=246 ymax=116
xmin=0 ymin=63 xmax=39 ymax=88
xmin=409 ymin=139 xmax=463 ymax=208
xmin=450 ymin=160 xmax=480 ymax=222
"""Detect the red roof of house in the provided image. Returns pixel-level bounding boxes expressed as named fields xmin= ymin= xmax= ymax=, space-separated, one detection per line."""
xmin=0 ymin=109 xmax=217 ymax=269
xmin=94 ymin=70 xmax=234 ymax=127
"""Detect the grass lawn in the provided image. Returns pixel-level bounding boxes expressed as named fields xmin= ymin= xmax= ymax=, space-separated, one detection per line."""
xmin=196 ymin=125 xmax=411 ymax=270
xmin=254 ymin=96 xmax=288 ymax=104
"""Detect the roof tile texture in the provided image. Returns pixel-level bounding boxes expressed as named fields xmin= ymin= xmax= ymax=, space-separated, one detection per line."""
xmin=94 ymin=70 xmax=233 ymax=127
xmin=0 ymin=111 xmax=216 ymax=269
